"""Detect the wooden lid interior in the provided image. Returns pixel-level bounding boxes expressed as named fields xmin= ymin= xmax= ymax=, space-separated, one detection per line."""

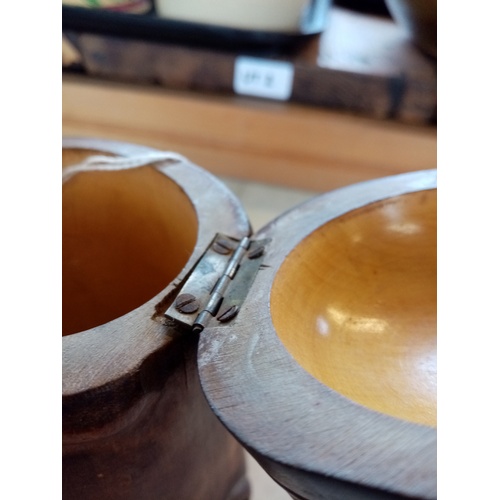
xmin=62 ymin=149 xmax=198 ymax=336
xmin=270 ymin=189 xmax=436 ymax=427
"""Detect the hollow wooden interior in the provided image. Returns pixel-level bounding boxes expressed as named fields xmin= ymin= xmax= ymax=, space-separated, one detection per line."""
xmin=62 ymin=142 xmax=251 ymax=500
xmin=271 ymin=189 xmax=436 ymax=427
xmin=62 ymin=149 xmax=198 ymax=336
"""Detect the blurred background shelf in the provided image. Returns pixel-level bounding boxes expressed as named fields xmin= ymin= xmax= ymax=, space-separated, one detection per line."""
xmin=63 ymin=4 xmax=436 ymax=124
xmin=62 ymin=1 xmax=436 ymax=191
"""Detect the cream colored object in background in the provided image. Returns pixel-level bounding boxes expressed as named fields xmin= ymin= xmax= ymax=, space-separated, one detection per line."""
xmin=155 ymin=0 xmax=312 ymax=32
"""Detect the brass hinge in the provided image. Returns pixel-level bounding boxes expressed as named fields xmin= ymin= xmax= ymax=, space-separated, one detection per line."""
xmin=165 ymin=234 xmax=269 ymax=333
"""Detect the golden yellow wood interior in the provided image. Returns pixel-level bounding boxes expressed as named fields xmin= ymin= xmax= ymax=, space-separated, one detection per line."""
xmin=271 ymin=190 xmax=436 ymax=427
xmin=62 ymin=150 xmax=198 ymax=336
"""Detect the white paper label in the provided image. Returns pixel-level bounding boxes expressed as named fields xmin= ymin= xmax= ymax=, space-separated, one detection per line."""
xmin=233 ymin=57 xmax=294 ymax=101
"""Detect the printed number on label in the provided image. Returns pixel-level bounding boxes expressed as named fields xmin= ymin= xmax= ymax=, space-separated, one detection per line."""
xmin=233 ymin=57 xmax=294 ymax=101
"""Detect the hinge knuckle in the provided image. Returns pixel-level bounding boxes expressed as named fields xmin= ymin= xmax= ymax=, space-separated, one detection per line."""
xmin=165 ymin=234 xmax=269 ymax=334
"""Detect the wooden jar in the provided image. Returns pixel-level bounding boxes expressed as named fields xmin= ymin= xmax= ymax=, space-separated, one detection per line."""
xmin=63 ymin=138 xmax=437 ymax=500
xmin=62 ymin=138 xmax=250 ymax=500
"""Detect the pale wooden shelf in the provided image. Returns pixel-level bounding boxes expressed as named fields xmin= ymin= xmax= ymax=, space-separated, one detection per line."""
xmin=62 ymin=76 xmax=436 ymax=191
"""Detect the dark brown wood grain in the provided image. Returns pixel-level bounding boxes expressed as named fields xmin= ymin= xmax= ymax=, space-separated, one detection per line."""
xmin=62 ymin=138 xmax=251 ymax=499
xmin=63 ymin=332 xmax=248 ymax=500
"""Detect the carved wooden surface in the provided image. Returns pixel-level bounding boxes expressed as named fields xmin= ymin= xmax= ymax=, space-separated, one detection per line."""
xmin=198 ymin=170 xmax=437 ymax=499
xmin=62 ymin=138 xmax=251 ymax=499
xmin=271 ymin=189 xmax=436 ymax=427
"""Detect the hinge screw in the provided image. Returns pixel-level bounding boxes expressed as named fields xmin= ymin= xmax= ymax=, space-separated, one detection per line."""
xmin=174 ymin=293 xmax=200 ymax=314
xmin=212 ymin=237 xmax=235 ymax=255
xmin=248 ymin=245 xmax=265 ymax=259
xmin=217 ymin=305 xmax=239 ymax=323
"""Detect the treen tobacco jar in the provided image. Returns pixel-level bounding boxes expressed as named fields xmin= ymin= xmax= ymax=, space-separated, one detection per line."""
xmin=62 ymin=137 xmax=436 ymax=500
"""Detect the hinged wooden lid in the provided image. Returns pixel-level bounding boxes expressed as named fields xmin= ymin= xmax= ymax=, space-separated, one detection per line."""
xmin=197 ymin=170 xmax=437 ymax=499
